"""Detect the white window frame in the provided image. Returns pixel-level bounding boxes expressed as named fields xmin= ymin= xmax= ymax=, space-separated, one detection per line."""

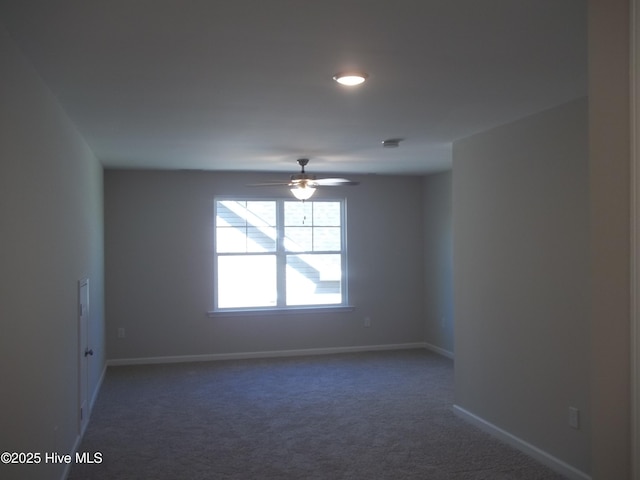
xmin=210 ymin=197 xmax=352 ymax=316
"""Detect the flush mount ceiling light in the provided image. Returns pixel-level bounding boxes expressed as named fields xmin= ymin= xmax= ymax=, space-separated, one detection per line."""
xmin=333 ymin=72 xmax=368 ymax=86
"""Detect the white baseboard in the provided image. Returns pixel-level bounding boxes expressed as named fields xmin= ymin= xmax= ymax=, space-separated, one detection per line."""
xmin=106 ymin=342 xmax=429 ymax=366
xmin=423 ymin=341 xmax=454 ymax=359
xmin=91 ymin=363 xmax=107 ymax=411
xmin=453 ymin=405 xmax=591 ymax=480
xmin=60 ymin=363 xmax=108 ymax=480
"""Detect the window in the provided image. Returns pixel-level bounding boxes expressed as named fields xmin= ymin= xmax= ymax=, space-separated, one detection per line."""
xmin=214 ymin=199 xmax=347 ymax=311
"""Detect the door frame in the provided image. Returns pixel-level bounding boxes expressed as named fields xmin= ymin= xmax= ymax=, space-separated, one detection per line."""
xmin=631 ymin=0 xmax=639 ymax=478
xmin=78 ymin=277 xmax=90 ymax=435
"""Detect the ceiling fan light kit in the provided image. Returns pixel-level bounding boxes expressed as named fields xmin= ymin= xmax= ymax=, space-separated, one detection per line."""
xmin=248 ymin=158 xmax=359 ymax=200
xmin=290 ymin=184 xmax=317 ymax=201
xmin=289 ymin=158 xmax=317 ymax=200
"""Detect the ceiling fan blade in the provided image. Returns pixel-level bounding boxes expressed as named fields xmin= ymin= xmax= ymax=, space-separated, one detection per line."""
xmin=248 ymin=160 xmax=360 ymax=189
xmin=247 ymin=182 xmax=292 ymax=186
xmin=313 ymin=178 xmax=359 ymax=186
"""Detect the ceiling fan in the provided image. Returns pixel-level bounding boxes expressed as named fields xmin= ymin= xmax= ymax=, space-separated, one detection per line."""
xmin=251 ymin=158 xmax=359 ymax=200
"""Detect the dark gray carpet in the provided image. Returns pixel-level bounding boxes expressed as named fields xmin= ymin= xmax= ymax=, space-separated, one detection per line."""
xmin=68 ymin=350 xmax=567 ymax=479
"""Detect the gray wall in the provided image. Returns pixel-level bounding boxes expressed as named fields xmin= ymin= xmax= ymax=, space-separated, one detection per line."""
xmin=105 ymin=170 xmax=426 ymax=360
xmin=588 ymin=0 xmax=631 ymax=477
xmin=422 ymin=171 xmax=453 ymax=355
xmin=453 ymin=98 xmax=590 ymax=474
xmin=0 ymin=32 xmax=105 ymax=480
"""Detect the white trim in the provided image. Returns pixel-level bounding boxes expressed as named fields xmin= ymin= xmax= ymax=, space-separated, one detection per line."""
xmin=77 ymin=277 xmax=90 ymax=437
xmin=631 ymin=0 xmax=640 ymax=477
xmin=208 ymin=304 xmax=355 ymax=317
xmin=60 ymin=437 xmax=80 ymax=480
xmin=90 ymin=363 xmax=107 ymax=411
xmin=214 ymin=198 xmax=349 ymax=311
xmin=106 ymin=342 xmax=428 ymax=366
xmin=423 ymin=341 xmax=454 ymax=359
xmin=59 ymin=363 xmax=107 ymax=480
xmin=453 ymin=405 xmax=591 ymax=480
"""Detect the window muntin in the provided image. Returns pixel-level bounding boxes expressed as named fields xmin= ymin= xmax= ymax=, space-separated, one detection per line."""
xmin=215 ymin=201 xmax=276 ymax=253
xmin=214 ymin=199 xmax=346 ymax=310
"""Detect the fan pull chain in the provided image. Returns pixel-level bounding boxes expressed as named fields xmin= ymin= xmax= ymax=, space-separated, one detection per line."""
xmin=302 ymin=199 xmax=308 ymax=225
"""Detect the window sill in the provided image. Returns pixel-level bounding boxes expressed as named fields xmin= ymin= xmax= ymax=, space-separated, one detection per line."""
xmin=207 ymin=305 xmax=355 ymax=318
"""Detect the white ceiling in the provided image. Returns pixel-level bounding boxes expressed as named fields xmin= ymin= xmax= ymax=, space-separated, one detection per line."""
xmin=0 ymin=0 xmax=587 ymax=175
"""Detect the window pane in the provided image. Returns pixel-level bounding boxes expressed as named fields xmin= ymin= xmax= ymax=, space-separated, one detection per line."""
xmin=313 ymin=202 xmax=341 ymax=226
xmin=284 ymin=226 xmax=312 ymax=252
xmin=216 ymin=226 xmax=276 ymax=253
xmin=217 ymin=255 xmax=277 ymax=308
xmin=246 ymin=226 xmax=276 ymax=252
xmin=284 ymin=201 xmax=310 ymax=226
xmin=216 ymin=201 xmax=276 ymax=253
xmin=216 ymin=227 xmax=249 ymax=253
xmin=313 ymin=227 xmax=341 ymax=251
xmin=286 ymin=254 xmax=342 ymax=306
xmin=216 ymin=200 xmax=276 ymax=227
xmin=246 ymin=201 xmax=276 ymax=226
xmin=217 ymin=201 xmax=247 ymax=227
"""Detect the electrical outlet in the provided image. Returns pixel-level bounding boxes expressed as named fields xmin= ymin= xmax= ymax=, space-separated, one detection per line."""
xmin=364 ymin=317 xmax=371 ymax=328
xmin=568 ymin=407 xmax=580 ymax=429
xmin=117 ymin=327 xmax=125 ymax=338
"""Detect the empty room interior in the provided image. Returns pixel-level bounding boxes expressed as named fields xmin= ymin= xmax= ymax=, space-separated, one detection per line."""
xmin=0 ymin=1 xmax=636 ymax=479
